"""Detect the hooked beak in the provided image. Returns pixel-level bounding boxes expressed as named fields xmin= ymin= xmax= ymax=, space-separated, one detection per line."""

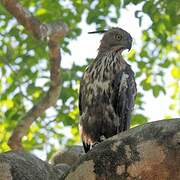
xmin=127 ymin=44 xmax=132 ymax=51
xmin=127 ymin=35 xmax=132 ymax=51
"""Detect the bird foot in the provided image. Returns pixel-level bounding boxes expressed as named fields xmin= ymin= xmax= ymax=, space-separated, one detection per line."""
xmin=92 ymin=141 xmax=100 ymax=148
xmin=91 ymin=136 xmax=106 ymax=149
xmin=100 ymin=135 xmax=106 ymax=142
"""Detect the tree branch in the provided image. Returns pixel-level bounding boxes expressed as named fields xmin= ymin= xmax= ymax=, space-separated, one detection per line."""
xmin=63 ymin=118 xmax=180 ymax=180
xmin=0 ymin=119 xmax=179 ymax=180
xmin=1 ymin=0 xmax=69 ymax=150
xmin=1 ymin=0 xmax=68 ymax=40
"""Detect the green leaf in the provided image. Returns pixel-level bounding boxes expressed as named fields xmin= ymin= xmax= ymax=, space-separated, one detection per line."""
xmin=140 ymin=79 xmax=151 ymax=91
xmin=131 ymin=114 xmax=148 ymax=126
xmin=152 ymin=85 xmax=166 ymax=97
xmin=171 ymin=66 xmax=180 ymax=79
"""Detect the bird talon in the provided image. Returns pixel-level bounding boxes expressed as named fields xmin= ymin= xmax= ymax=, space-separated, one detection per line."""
xmin=92 ymin=142 xmax=100 ymax=148
xmin=100 ymin=135 xmax=106 ymax=142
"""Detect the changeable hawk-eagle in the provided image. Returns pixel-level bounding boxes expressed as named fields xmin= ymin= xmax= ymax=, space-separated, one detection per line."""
xmin=79 ymin=27 xmax=137 ymax=153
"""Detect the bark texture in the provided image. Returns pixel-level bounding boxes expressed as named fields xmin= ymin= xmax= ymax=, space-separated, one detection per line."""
xmin=64 ymin=118 xmax=180 ymax=180
xmin=0 ymin=119 xmax=179 ymax=180
xmin=0 ymin=151 xmax=63 ymax=180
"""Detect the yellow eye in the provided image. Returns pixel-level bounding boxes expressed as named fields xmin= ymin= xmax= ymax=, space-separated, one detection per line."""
xmin=115 ymin=34 xmax=122 ymax=40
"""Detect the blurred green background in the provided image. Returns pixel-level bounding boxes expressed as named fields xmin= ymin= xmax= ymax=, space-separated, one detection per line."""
xmin=0 ymin=0 xmax=179 ymax=159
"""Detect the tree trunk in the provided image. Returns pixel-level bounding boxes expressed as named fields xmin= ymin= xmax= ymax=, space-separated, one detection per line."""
xmin=0 ymin=119 xmax=180 ymax=180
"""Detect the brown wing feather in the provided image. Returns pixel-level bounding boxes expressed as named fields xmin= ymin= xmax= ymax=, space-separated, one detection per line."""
xmin=79 ymin=74 xmax=91 ymax=153
xmin=111 ymin=64 xmax=136 ymax=132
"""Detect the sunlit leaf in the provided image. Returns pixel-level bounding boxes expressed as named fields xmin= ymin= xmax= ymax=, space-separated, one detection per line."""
xmin=36 ymin=8 xmax=47 ymax=16
xmin=171 ymin=66 xmax=180 ymax=79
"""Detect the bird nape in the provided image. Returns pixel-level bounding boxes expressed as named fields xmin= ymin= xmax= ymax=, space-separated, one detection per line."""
xmin=79 ymin=27 xmax=137 ymax=153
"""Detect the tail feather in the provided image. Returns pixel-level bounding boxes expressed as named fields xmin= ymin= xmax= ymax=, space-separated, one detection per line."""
xmin=83 ymin=141 xmax=90 ymax=153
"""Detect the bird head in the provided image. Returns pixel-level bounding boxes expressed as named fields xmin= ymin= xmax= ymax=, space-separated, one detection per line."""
xmin=89 ymin=27 xmax=132 ymax=54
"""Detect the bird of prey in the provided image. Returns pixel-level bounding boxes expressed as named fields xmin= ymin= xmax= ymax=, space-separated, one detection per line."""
xmin=79 ymin=27 xmax=137 ymax=153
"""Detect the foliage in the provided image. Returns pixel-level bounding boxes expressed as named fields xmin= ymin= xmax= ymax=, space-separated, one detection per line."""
xmin=0 ymin=0 xmax=179 ymax=158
